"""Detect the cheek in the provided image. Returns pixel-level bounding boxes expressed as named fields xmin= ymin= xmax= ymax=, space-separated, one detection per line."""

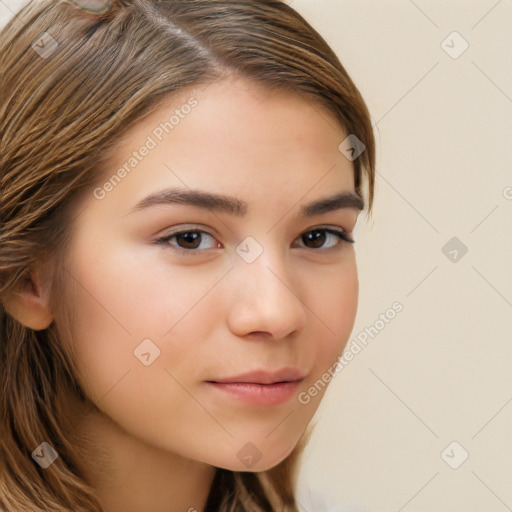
xmin=62 ymin=256 xmax=220 ymax=449
xmin=63 ymin=247 xmax=223 ymax=400
xmin=307 ymin=255 xmax=359 ymax=379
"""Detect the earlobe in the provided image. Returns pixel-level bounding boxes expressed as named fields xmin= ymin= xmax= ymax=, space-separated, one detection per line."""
xmin=2 ymin=272 xmax=54 ymax=331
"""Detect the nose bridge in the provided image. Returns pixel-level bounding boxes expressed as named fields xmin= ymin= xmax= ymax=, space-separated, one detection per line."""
xmin=227 ymin=237 xmax=307 ymax=338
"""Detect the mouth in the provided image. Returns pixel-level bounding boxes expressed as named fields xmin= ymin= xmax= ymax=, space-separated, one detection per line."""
xmin=207 ymin=367 xmax=307 ymax=385
xmin=205 ymin=367 xmax=307 ymax=406
xmin=205 ymin=380 xmax=304 ymax=406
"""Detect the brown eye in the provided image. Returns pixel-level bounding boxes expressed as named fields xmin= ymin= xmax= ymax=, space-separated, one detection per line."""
xmin=156 ymin=230 xmax=219 ymax=253
xmin=175 ymin=231 xmax=202 ymax=249
xmin=297 ymin=228 xmax=354 ymax=249
xmin=302 ymin=230 xmax=327 ymax=248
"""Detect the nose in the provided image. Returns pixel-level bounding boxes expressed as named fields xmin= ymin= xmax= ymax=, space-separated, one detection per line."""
xmin=225 ymin=247 xmax=307 ymax=340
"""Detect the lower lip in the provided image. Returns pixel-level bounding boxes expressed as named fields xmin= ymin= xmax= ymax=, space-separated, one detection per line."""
xmin=206 ymin=380 xmax=303 ymax=406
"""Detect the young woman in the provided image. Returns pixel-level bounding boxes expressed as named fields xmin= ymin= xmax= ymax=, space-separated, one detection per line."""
xmin=0 ymin=0 xmax=376 ymax=510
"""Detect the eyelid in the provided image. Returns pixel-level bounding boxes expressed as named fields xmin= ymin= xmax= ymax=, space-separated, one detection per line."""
xmin=156 ymin=223 xmax=352 ymax=238
xmin=154 ymin=224 xmax=220 ymax=242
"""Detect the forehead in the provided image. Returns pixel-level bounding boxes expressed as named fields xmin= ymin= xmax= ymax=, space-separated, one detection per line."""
xmin=92 ymin=76 xmax=355 ymax=217
xmin=116 ymin=76 xmax=346 ymax=151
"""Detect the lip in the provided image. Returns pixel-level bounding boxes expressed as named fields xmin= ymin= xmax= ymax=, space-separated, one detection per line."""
xmin=205 ymin=367 xmax=307 ymax=406
xmin=206 ymin=380 xmax=304 ymax=406
xmin=207 ymin=367 xmax=307 ymax=385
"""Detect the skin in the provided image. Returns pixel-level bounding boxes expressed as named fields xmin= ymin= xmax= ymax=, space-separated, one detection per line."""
xmin=5 ymin=75 xmax=362 ymax=511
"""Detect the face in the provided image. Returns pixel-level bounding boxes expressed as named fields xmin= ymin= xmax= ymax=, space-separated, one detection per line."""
xmin=63 ymin=75 xmax=361 ymax=471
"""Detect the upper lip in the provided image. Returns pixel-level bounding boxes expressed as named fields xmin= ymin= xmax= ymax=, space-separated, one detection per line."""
xmin=208 ymin=367 xmax=307 ymax=385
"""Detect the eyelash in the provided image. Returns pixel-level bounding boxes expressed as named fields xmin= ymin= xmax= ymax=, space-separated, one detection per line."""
xmin=154 ymin=227 xmax=355 ymax=256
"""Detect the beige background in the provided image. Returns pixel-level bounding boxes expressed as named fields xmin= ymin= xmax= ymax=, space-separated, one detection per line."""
xmin=1 ymin=1 xmax=511 ymax=511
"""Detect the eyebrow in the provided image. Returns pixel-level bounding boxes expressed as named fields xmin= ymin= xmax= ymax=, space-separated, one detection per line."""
xmin=127 ymin=187 xmax=365 ymax=217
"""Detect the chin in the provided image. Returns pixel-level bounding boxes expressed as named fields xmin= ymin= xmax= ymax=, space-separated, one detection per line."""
xmin=214 ymin=435 xmax=299 ymax=473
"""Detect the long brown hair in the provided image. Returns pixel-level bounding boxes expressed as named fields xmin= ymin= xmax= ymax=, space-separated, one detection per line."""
xmin=0 ymin=0 xmax=376 ymax=510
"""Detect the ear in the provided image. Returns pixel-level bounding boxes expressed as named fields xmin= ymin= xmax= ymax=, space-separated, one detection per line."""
xmin=2 ymin=268 xmax=54 ymax=331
